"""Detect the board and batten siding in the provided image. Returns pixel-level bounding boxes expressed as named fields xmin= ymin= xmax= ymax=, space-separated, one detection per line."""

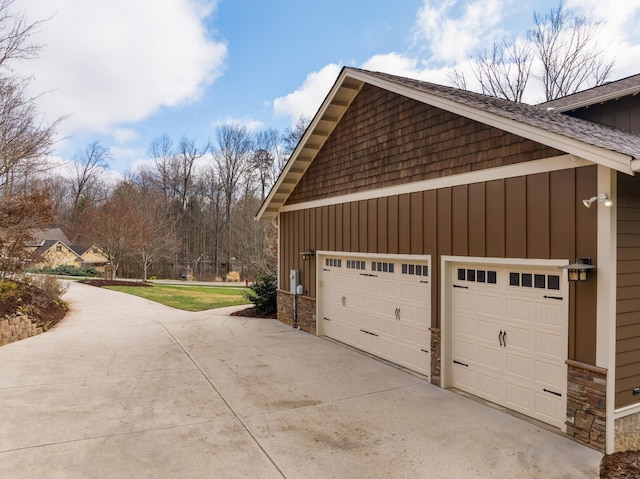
xmin=616 ymin=172 xmax=640 ymax=408
xmin=280 ymin=166 xmax=598 ymax=364
xmin=568 ymin=95 xmax=640 ymax=135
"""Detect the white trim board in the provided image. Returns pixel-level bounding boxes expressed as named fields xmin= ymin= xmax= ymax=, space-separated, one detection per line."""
xmin=280 ymin=155 xmax=591 ymax=213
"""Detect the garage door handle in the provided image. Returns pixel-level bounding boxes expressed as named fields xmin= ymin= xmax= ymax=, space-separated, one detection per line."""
xmin=498 ymin=330 xmax=503 ymax=347
xmin=453 ymin=284 xmax=468 ymax=289
xmin=503 ymin=331 xmax=506 ymax=347
xmin=453 ymin=360 xmax=469 ymax=367
xmin=341 ymin=296 xmax=346 ymax=307
xmin=544 ymin=295 xmax=563 ymax=301
xmin=395 ymin=308 xmax=401 ymax=320
xmin=543 ymin=388 xmax=562 ymax=397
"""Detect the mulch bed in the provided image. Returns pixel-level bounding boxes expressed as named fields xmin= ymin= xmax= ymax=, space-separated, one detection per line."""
xmin=230 ymin=306 xmax=277 ymax=319
xmin=80 ymin=279 xmax=152 ymax=287
xmin=601 ymin=452 xmax=640 ymax=478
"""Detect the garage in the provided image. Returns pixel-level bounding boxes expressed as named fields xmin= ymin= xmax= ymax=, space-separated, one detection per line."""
xmin=320 ymin=254 xmax=431 ymax=377
xmin=449 ymin=261 xmax=568 ymax=430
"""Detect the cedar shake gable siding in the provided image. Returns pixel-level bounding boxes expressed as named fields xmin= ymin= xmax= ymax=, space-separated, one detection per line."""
xmin=286 ymin=84 xmax=564 ymax=205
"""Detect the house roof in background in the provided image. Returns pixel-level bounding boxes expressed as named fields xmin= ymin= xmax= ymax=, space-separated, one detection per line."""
xmin=539 ymin=73 xmax=640 ymax=112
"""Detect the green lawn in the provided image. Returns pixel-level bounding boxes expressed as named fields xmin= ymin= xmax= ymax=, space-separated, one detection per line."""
xmin=105 ymin=284 xmax=251 ymax=311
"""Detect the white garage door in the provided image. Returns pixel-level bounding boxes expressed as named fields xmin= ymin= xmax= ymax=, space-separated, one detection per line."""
xmin=321 ymin=255 xmax=431 ymax=377
xmin=451 ymin=263 xmax=568 ymax=429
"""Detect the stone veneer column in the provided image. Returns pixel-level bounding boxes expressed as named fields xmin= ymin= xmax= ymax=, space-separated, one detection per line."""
xmin=565 ymin=360 xmax=607 ymax=452
xmin=430 ymin=328 xmax=441 ymax=387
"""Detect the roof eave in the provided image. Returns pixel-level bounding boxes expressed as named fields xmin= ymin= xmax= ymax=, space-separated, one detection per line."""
xmin=256 ymin=68 xmax=364 ymax=222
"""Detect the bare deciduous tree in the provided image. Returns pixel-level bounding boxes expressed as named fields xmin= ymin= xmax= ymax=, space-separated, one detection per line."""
xmin=530 ymin=4 xmax=614 ymax=101
xmin=215 ymin=123 xmax=253 ymax=274
xmin=449 ymin=3 xmax=614 ymax=102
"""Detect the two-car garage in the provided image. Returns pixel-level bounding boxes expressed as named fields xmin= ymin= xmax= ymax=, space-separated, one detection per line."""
xmin=319 ymin=254 xmax=568 ymax=431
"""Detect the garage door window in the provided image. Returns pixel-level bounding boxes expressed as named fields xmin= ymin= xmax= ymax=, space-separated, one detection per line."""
xmin=457 ymin=268 xmax=497 ymax=284
xmin=372 ymin=261 xmax=394 ymax=273
xmin=509 ymin=272 xmax=561 ymax=290
xmin=402 ymin=264 xmax=429 ymax=277
xmin=326 ymin=258 xmax=342 ymax=267
xmin=347 ymin=260 xmax=366 ymax=270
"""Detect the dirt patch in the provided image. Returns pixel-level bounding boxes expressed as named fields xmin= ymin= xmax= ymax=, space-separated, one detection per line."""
xmin=230 ymin=306 xmax=277 ymax=319
xmin=80 ymin=279 xmax=152 ymax=287
xmin=601 ymin=451 xmax=640 ymax=478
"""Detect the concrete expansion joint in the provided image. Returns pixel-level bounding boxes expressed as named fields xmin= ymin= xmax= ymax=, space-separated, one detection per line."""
xmin=158 ymin=322 xmax=287 ymax=479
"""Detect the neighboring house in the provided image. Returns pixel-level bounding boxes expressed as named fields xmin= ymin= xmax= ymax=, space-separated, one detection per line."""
xmin=257 ymin=67 xmax=640 ymax=454
xmin=26 ymin=228 xmax=108 ymax=273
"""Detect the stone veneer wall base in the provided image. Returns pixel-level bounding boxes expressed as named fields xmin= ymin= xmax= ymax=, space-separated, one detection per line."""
xmin=276 ymin=290 xmax=316 ymax=335
xmin=565 ymin=359 xmax=607 ymax=452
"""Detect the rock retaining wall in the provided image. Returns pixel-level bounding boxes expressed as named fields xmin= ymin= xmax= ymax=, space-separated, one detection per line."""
xmin=0 ymin=315 xmax=43 ymax=346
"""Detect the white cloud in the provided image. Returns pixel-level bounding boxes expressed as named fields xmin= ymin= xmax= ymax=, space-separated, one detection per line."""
xmin=413 ymin=0 xmax=506 ymax=64
xmin=211 ymin=116 xmax=264 ymax=132
xmin=272 ymin=63 xmax=342 ymax=122
xmin=113 ymin=128 xmax=138 ymax=144
xmin=362 ymin=53 xmax=450 ymax=84
xmin=15 ymin=0 xmax=227 ymax=137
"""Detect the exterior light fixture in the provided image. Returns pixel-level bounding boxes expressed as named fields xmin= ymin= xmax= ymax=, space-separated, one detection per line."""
xmin=583 ymin=193 xmax=613 ymax=208
xmin=562 ymin=257 xmax=595 ymax=282
xmin=300 ymin=249 xmax=315 ymax=261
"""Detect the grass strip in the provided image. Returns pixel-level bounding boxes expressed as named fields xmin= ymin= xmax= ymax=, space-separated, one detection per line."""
xmin=104 ymin=284 xmax=251 ymax=311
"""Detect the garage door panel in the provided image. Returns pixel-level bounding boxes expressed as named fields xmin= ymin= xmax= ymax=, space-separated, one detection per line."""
xmin=505 ymin=352 xmax=533 ymax=380
xmin=478 ymin=345 xmax=503 ymax=371
xmin=535 ymin=392 xmax=564 ymax=429
xmin=453 ymin=364 xmax=477 ymax=391
xmin=477 ymin=320 xmax=500 ymax=343
xmin=505 ymin=326 xmax=534 ymax=353
xmin=535 ymin=331 xmax=564 ymax=359
xmin=536 ymin=302 xmax=564 ymax=328
xmin=506 ymin=381 xmax=534 ymax=413
xmin=478 ymin=294 xmax=503 ymax=317
xmin=454 ymin=338 xmax=477 ymax=364
xmin=454 ymin=290 xmax=478 ymax=312
xmin=506 ymin=298 xmax=536 ymax=322
xmin=454 ymin=314 xmax=478 ymax=338
xmin=535 ymin=360 xmax=564 ymax=389
xmin=478 ymin=373 xmax=503 ymax=403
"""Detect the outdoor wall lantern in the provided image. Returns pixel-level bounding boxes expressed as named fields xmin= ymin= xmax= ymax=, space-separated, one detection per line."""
xmin=562 ymin=257 xmax=595 ymax=282
xmin=300 ymin=249 xmax=315 ymax=261
xmin=583 ymin=193 xmax=614 ymax=208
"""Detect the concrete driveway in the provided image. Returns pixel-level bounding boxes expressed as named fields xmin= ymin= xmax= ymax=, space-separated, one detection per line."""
xmin=0 ymin=282 xmax=601 ymax=478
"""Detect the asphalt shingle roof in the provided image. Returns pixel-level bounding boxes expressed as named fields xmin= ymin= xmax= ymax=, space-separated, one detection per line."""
xmin=356 ymin=68 xmax=640 ymax=160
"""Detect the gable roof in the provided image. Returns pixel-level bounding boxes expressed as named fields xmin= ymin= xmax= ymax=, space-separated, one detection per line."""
xmin=34 ymin=240 xmax=81 ymax=260
xmin=257 ymin=67 xmax=640 ymax=221
xmin=539 ymin=73 xmax=640 ymax=112
xmin=32 ymin=227 xmax=71 ymax=245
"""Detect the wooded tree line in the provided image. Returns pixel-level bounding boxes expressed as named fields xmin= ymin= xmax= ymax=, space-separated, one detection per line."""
xmin=40 ymin=119 xmax=307 ymax=281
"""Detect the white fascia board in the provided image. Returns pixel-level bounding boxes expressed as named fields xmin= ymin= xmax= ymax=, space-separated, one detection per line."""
xmin=256 ymin=69 xmax=361 ymax=222
xmin=550 ymin=87 xmax=640 ymax=113
xmin=346 ymin=70 xmax=635 ymax=176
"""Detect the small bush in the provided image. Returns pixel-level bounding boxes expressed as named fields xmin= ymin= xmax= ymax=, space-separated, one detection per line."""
xmin=226 ymin=271 xmax=241 ymax=282
xmin=27 ymin=275 xmax=69 ymax=306
xmin=29 ymin=264 xmax=99 ymax=277
xmin=244 ymin=270 xmax=277 ymax=315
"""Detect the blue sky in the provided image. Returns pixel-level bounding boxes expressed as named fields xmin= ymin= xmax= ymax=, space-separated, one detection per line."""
xmin=15 ymin=0 xmax=640 ymax=173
